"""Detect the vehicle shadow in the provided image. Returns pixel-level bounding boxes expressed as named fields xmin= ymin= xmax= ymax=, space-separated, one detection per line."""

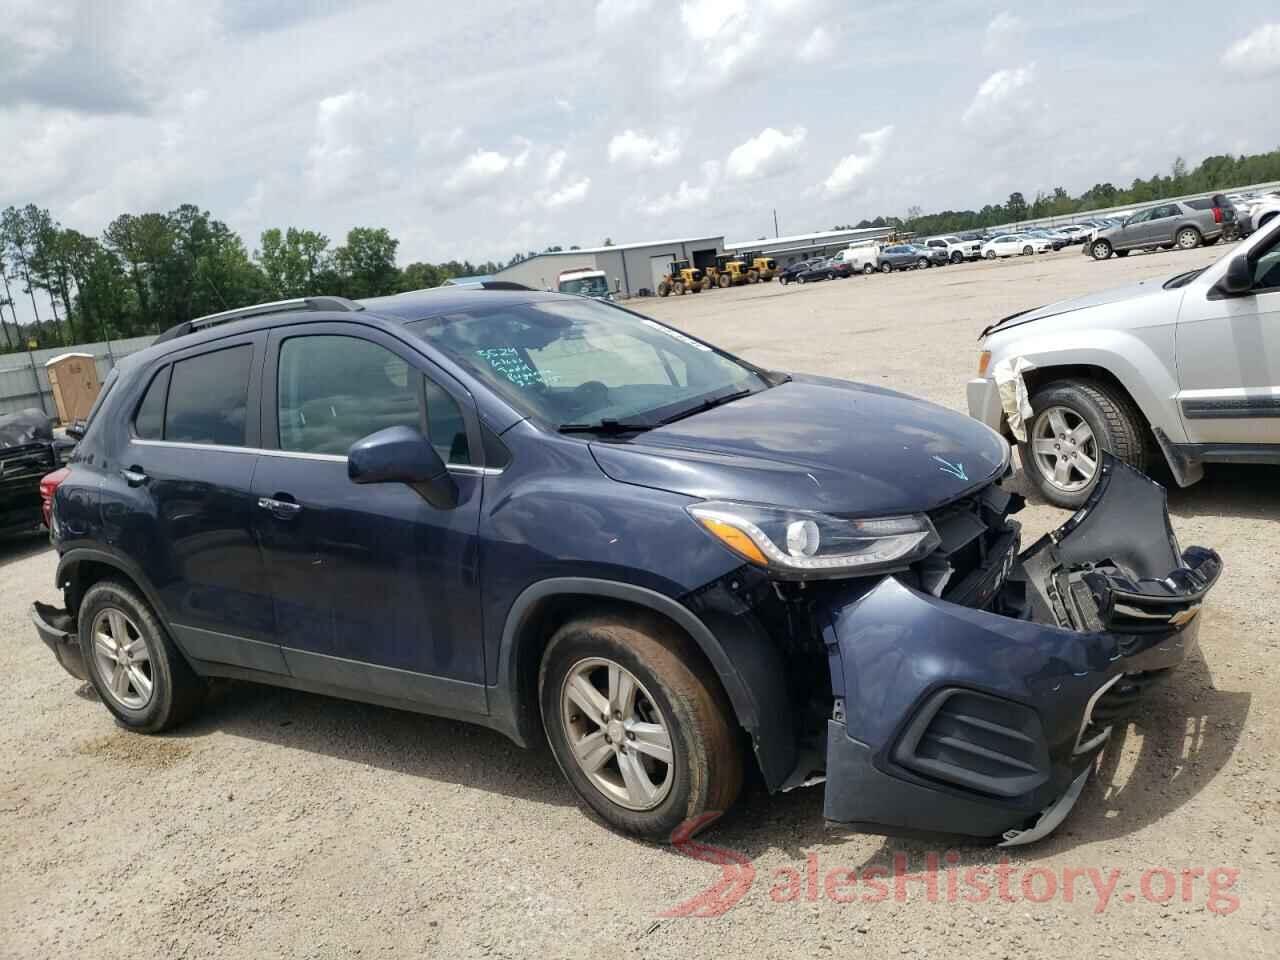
xmin=1164 ymin=463 xmax=1280 ymax=523
xmin=166 ymin=678 xmax=576 ymax=808
xmin=698 ymin=646 xmax=1249 ymax=873
xmin=0 ymin=529 xmax=51 ymax=569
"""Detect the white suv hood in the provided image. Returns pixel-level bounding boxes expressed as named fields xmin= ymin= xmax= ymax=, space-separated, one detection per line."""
xmin=982 ymin=275 xmax=1173 ymax=337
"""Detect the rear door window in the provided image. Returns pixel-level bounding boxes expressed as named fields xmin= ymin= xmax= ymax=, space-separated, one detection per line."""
xmin=164 ymin=345 xmax=252 ymax=446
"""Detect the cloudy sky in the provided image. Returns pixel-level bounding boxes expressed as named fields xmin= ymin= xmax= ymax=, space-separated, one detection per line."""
xmin=2 ymin=0 xmax=1279 ymax=269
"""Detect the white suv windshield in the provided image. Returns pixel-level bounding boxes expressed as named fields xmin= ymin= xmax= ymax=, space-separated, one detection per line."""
xmin=408 ymin=299 xmax=767 ymax=428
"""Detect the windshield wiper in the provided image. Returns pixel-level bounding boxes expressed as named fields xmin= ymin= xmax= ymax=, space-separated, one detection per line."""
xmin=658 ymin=387 xmax=754 ymax=426
xmin=558 ymin=419 xmax=654 ymax=434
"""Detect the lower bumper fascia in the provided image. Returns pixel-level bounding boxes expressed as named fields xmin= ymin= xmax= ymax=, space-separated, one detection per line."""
xmin=820 ymin=457 xmax=1220 ymax=843
xmin=32 ymin=601 xmax=87 ymax=682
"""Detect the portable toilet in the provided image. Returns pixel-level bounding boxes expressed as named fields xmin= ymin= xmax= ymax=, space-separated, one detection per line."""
xmin=45 ymin=352 xmax=101 ymax=424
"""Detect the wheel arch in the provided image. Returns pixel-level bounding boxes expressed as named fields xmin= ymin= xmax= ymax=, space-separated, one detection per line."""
xmin=492 ymin=577 xmax=795 ymax=789
xmin=57 ymin=547 xmax=169 ymax=623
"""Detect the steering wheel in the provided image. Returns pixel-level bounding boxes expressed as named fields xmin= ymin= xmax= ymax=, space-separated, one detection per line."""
xmin=568 ymin=380 xmax=610 ymax=416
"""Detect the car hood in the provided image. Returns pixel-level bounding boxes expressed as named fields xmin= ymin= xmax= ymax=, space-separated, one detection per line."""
xmin=981 ymin=276 xmax=1172 ymax=337
xmin=588 ymin=376 xmax=1009 ymax=517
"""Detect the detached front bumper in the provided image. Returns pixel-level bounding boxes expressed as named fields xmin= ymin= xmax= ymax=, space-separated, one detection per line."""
xmin=820 ymin=458 xmax=1220 ymax=843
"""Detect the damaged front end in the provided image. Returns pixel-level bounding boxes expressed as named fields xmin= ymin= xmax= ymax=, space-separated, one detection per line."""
xmin=690 ymin=456 xmax=1220 ymax=844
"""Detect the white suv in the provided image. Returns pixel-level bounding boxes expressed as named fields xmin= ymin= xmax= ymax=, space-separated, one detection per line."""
xmin=981 ymin=234 xmax=1053 ymax=258
xmin=967 ymin=218 xmax=1280 ymax=507
xmin=922 ymin=235 xmax=982 ymax=264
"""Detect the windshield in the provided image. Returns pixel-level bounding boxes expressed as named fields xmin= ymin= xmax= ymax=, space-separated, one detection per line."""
xmin=407 ymin=298 xmax=768 ymax=428
xmin=558 ymin=275 xmax=610 ymax=297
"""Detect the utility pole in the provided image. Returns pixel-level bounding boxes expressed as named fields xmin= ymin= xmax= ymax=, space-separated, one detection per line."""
xmin=773 ymin=209 xmax=780 ymax=238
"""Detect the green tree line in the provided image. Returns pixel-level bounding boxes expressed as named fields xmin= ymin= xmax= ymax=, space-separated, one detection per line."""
xmin=0 ymin=202 xmax=580 ymax=353
xmin=837 ymin=147 xmax=1280 ymax=236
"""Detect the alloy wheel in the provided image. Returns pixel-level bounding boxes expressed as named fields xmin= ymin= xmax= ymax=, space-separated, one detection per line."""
xmin=1031 ymin=406 xmax=1099 ymax=493
xmin=560 ymin=657 xmax=674 ymax=811
xmin=91 ymin=608 xmax=154 ymax=710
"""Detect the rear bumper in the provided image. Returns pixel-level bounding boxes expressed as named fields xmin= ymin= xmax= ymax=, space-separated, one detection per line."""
xmin=32 ymin=601 xmax=87 ymax=681
xmin=819 ymin=458 xmax=1220 ymax=843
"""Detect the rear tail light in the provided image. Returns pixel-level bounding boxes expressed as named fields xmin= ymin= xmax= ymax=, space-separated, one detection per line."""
xmin=39 ymin=467 xmax=70 ymax=527
xmin=1212 ymin=207 xmax=1223 ymax=223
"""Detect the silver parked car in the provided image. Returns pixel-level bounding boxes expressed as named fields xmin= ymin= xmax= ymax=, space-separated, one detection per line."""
xmin=1085 ymin=197 xmax=1233 ymax=260
xmin=969 ymin=218 xmax=1280 ymax=507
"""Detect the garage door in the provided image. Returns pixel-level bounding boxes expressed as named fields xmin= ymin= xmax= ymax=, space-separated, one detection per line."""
xmin=649 ymin=253 xmax=677 ymax=292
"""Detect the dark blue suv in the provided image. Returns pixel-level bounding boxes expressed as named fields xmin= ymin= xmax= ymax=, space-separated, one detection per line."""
xmin=33 ymin=287 xmax=1220 ymax=843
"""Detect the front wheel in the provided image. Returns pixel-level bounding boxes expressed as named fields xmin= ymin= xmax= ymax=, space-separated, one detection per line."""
xmin=880 ymin=262 xmax=892 ymax=273
xmin=1090 ymin=240 xmax=1112 ymax=260
xmin=79 ymin=579 xmax=206 ymax=732
xmin=1021 ymin=245 xmax=1033 ymax=256
xmin=673 ymin=280 xmax=685 ymax=296
xmin=657 ymin=281 xmax=671 ymax=297
xmin=540 ymin=615 xmax=743 ymax=841
xmin=718 ymin=273 xmax=730 ymax=288
xmin=984 ymin=250 xmax=996 ymax=259
xmin=1176 ymin=227 xmax=1201 ymax=250
xmin=797 ymin=275 xmax=806 ymax=284
xmin=950 ymin=251 xmax=963 ymax=264
xmin=1017 ymin=380 xmax=1148 ymax=509
xmin=917 ymin=258 xmax=930 ymax=269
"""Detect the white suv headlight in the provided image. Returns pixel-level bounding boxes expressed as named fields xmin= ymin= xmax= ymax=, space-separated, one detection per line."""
xmin=687 ymin=502 xmax=940 ymax=580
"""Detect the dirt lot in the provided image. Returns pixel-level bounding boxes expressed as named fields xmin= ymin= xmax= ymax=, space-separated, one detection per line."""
xmin=3 ymin=244 xmax=1276 ymax=959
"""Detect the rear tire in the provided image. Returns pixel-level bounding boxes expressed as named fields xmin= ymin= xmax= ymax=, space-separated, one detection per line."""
xmin=797 ymin=275 xmax=806 ymax=284
xmin=1022 ymin=245 xmax=1033 ymax=256
xmin=79 ymin=579 xmax=206 ymax=733
xmin=1017 ymin=380 xmax=1148 ymax=509
xmin=862 ymin=262 xmax=874 ymax=275
xmin=1176 ymin=226 xmax=1201 ymax=250
xmin=917 ymin=258 xmax=930 ymax=269
xmin=539 ymin=615 xmax=743 ymax=842
xmin=718 ymin=273 xmax=730 ymax=288
xmin=951 ymin=251 xmax=963 ymax=264
xmin=673 ymin=280 xmax=685 ymax=296
xmin=658 ymin=281 xmax=671 ymax=297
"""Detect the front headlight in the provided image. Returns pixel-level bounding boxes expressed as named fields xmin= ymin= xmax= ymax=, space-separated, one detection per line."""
xmin=687 ymin=501 xmax=940 ymax=580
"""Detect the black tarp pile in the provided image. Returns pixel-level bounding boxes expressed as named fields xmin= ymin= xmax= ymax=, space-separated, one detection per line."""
xmin=0 ymin=409 xmax=55 ymax=449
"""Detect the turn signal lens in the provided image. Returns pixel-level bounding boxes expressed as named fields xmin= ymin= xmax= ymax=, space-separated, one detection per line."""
xmin=977 ymin=350 xmax=992 ymax=376
xmin=697 ymin=517 xmax=769 ymax=566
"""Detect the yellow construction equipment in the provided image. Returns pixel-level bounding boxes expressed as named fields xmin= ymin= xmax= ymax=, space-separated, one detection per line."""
xmin=738 ymin=251 xmax=778 ymax=282
xmin=656 ymin=259 xmax=705 ymax=296
xmin=703 ymin=254 xmax=751 ymax=289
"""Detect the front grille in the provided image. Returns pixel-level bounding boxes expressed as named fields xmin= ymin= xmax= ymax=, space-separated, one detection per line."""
xmin=893 ymin=688 xmax=1051 ymax=798
xmin=919 ymin=483 xmax=1022 ymax=609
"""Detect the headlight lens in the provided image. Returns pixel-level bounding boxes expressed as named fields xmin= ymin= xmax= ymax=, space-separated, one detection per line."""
xmin=687 ymin=502 xmax=940 ymax=579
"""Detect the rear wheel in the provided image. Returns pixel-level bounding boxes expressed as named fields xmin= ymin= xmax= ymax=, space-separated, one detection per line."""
xmin=827 ymin=271 xmax=836 ymax=280
xmin=1017 ymin=380 xmax=1148 ymax=509
xmin=747 ymin=270 xmax=759 ymax=283
xmin=1176 ymin=226 xmax=1201 ymax=250
xmin=79 ymin=579 xmax=206 ymax=732
xmin=862 ymin=262 xmax=875 ymax=275
xmin=917 ymin=258 xmax=930 ymax=269
xmin=657 ymin=280 xmax=671 ymax=297
xmin=718 ymin=273 xmax=730 ymax=288
xmin=540 ymin=615 xmax=743 ymax=841
xmin=1022 ymin=245 xmax=1034 ymax=256
xmin=796 ymin=275 xmax=806 ymax=284
xmin=673 ymin=280 xmax=685 ymax=296
xmin=984 ymin=250 xmax=996 ymax=260
xmin=1090 ymin=239 xmax=1112 ymax=260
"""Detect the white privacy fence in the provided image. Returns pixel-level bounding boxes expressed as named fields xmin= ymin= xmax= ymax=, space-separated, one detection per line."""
xmin=0 ymin=335 xmax=156 ymax=419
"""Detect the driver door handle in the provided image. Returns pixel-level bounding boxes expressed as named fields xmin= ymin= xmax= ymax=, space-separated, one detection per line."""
xmin=258 ymin=496 xmax=302 ymax=519
xmin=120 ymin=467 xmax=149 ymax=487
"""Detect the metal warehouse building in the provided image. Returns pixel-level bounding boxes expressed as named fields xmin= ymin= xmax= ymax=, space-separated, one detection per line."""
xmin=493 ymin=235 xmax=725 ymax=297
xmin=725 ymin=227 xmax=892 ymax=266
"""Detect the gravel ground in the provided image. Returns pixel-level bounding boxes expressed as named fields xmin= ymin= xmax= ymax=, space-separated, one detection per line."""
xmin=3 ymin=243 xmax=1276 ymax=958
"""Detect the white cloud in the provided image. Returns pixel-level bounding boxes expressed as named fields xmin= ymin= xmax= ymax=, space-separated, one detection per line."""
xmin=607 ymin=129 xmax=682 ymax=168
xmin=307 ymin=91 xmax=368 ymax=195
xmin=962 ymin=64 xmax=1036 ymax=131
xmin=542 ymin=177 xmax=591 ymax=209
xmin=983 ymin=11 xmax=1025 ymax=57
xmin=596 ymin=0 xmax=653 ymax=31
xmin=726 ymin=126 xmax=806 ymax=181
xmin=639 ymin=181 xmax=711 ymax=217
xmin=445 ymin=148 xmax=513 ymax=192
xmin=798 ymin=25 xmax=836 ymax=63
xmin=823 ymin=125 xmax=893 ymax=195
xmin=544 ymin=149 xmax=567 ymax=182
xmin=680 ymin=0 xmax=746 ymax=42
xmin=554 ymin=97 xmax=573 ymax=112
xmin=1222 ymin=23 xmax=1280 ymax=76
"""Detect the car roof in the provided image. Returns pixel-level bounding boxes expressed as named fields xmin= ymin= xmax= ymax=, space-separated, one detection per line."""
xmin=120 ymin=287 xmax=577 ymax=374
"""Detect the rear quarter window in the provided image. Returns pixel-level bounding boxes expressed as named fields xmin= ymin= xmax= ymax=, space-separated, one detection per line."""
xmin=164 ymin=345 xmax=252 ymax=446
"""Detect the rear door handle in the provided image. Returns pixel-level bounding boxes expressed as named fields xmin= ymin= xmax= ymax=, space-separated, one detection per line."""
xmin=258 ymin=496 xmax=302 ymax=519
xmin=120 ymin=467 xmax=149 ymax=487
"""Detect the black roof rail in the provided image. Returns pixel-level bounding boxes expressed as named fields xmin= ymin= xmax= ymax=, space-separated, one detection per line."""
xmin=153 ymin=296 xmax=364 ymax=344
xmin=478 ymin=280 xmax=532 ymax=291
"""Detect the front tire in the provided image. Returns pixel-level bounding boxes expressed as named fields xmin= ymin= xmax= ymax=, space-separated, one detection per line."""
xmin=917 ymin=258 xmax=930 ymax=269
xmin=984 ymin=250 xmax=996 ymax=260
xmin=1017 ymin=380 xmax=1148 ymax=509
xmin=79 ymin=579 xmax=205 ymax=732
xmin=539 ymin=615 xmax=743 ymax=841
xmin=951 ymin=251 xmax=963 ymax=264
xmin=880 ymin=261 xmax=892 ymax=273
xmin=1090 ymin=239 xmax=1112 ymax=260
xmin=1022 ymin=245 xmax=1033 ymax=256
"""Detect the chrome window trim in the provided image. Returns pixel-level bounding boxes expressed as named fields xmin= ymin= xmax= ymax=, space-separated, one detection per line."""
xmin=129 ymin=438 xmax=503 ymax=475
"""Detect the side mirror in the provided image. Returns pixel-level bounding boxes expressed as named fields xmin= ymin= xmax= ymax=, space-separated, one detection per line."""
xmin=1219 ymin=254 xmax=1254 ymax=296
xmin=348 ymin=425 xmax=457 ymax=509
